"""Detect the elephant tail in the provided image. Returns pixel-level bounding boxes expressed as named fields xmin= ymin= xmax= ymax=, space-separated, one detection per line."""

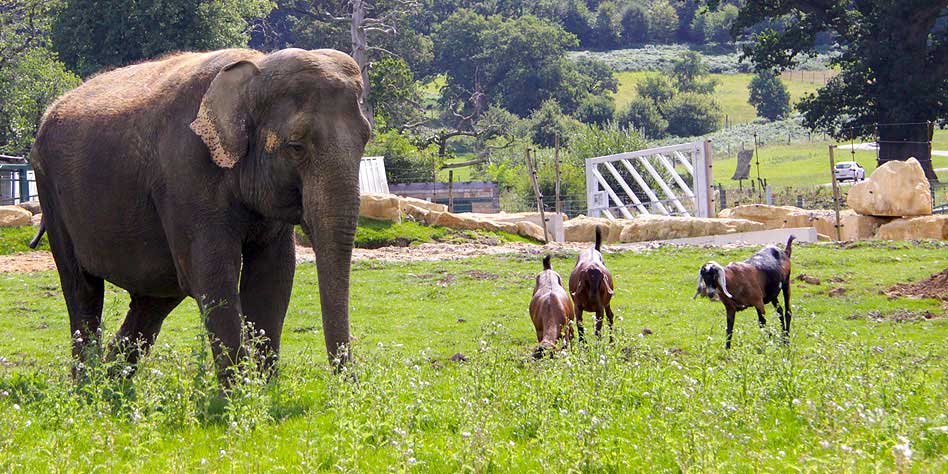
xmin=29 ymin=219 xmax=45 ymax=249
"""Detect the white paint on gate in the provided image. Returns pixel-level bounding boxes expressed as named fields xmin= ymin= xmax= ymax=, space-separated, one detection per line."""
xmin=586 ymin=140 xmax=714 ymax=219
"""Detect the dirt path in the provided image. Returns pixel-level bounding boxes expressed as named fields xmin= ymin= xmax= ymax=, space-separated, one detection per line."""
xmin=0 ymin=241 xmax=656 ymax=273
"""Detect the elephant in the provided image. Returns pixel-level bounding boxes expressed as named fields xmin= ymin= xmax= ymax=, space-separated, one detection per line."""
xmin=29 ymin=48 xmax=370 ymax=385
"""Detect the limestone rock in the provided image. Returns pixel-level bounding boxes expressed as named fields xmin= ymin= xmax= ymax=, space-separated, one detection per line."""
xmin=16 ymin=200 xmax=41 ymax=215
xmin=400 ymin=196 xmax=447 ymax=213
xmin=846 ymin=158 xmax=932 ymax=217
xmin=31 ymin=213 xmax=43 ymax=227
xmin=0 ymin=205 xmax=31 ymax=227
xmin=563 ymin=215 xmax=612 ymax=242
xmin=617 ymin=215 xmax=764 ymax=243
xmin=839 ymin=213 xmax=892 ymax=241
xmin=875 ymin=215 xmax=948 ymax=240
xmin=359 ymin=193 xmax=402 ymax=222
xmin=516 ymin=221 xmax=547 ymax=241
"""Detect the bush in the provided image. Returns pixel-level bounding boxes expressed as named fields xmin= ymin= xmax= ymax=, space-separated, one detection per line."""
xmin=670 ymin=51 xmax=718 ymax=94
xmin=646 ymin=0 xmax=678 ymax=44
xmin=364 ymin=130 xmax=438 ymax=184
xmin=528 ymin=100 xmax=583 ymax=148
xmin=616 ymin=98 xmax=668 ymax=139
xmin=662 ymin=92 xmax=723 ymax=137
xmin=566 ymin=122 xmax=647 ymax=166
xmin=619 ymin=5 xmax=648 ymax=44
xmin=575 ymin=95 xmax=616 ymax=126
xmin=690 ymin=4 xmax=739 ymax=44
xmin=748 ymin=71 xmax=792 ymax=121
xmin=635 ymin=74 xmax=676 ymax=105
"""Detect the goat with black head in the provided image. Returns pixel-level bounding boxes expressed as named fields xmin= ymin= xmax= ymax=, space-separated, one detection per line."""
xmin=694 ymin=236 xmax=795 ymax=349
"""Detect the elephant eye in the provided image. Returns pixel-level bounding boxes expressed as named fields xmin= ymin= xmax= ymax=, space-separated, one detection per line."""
xmin=285 ymin=142 xmax=306 ymax=156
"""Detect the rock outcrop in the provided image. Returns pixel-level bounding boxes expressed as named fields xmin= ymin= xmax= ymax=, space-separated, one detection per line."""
xmin=875 ymin=215 xmax=948 ymax=241
xmin=0 ymin=206 xmax=32 ymax=227
xmin=846 ymin=158 xmax=932 ymax=217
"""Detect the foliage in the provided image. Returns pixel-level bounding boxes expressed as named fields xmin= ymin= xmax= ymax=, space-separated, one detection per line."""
xmin=565 ymin=121 xmax=646 ymax=166
xmin=616 ymin=97 xmax=667 ymax=139
xmin=662 ymin=92 xmax=723 ymax=137
xmin=710 ymin=0 xmax=948 ymax=145
xmin=635 ymin=75 xmax=675 ymax=105
xmin=618 ymin=4 xmax=648 ymax=44
xmin=568 ymin=44 xmax=832 ymax=74
xmin=571 ymin=58 xmax=619 ymax=95
xmin=748 ymin=70 xmax=791 ymax=121
xmin=528 ymin=100 xmax=582 ymax=148
xmin=369 ymin=57 xmax=423 ymax=131
xmin=646 ymin=0 xmax=678 ymax=44
xmin=591 ymin=1 xmax=622 ymax=50
xmin=574 ymin=94 xmax=615 ymax=126
xmin=690 ymin=2 xmax=738 ymax=44
xmin=670 ymin=51 xmax=718 ymax=94
xmin=2 ymin=244 xmax=947 ymax=470
xmin=364 ymin=130 xmax=439 ymax=183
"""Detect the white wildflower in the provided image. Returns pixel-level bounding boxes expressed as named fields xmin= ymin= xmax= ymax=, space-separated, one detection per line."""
xmin=892 ymin=436 xmax=912 ymax=465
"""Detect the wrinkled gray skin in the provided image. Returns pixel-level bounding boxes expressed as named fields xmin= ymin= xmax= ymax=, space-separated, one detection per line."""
xmin=31 ymin=48 xmax=370 ymax=386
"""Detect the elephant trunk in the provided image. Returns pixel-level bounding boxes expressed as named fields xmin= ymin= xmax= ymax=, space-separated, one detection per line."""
xmin=302 ymin=172 xmax=360 ymax=370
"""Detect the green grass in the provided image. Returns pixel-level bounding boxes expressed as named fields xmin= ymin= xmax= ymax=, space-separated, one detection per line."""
xmin=0 ymin=226 xmax=47 ymax=255
xmin=614 ymin=71 xmax=825 ymax=125
xmin=353 ymin=218 xmax=534 ymax=248
xmin=1 ymin=241 xmax=947 ymax=470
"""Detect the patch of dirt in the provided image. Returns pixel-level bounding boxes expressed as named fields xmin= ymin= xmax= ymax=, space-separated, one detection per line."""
xmin=826 ymin=276 xmax=846 ymax=284
xmin=828 ymin=287 xmax=846 ymax=297
xmin=463 ymin=270 xmax=499 ymax=280
xmin=436 ymin=274 xmax=456 ymax=287
xmin=885 ymin=268 xmax=948 ymax=301
xmin=846 ymin=310 xmax=941 ymax=322
xmin=0 ymin=252 xmax=56 ymax=273
xmin=796 ymin=274 xmax=821 ymax=285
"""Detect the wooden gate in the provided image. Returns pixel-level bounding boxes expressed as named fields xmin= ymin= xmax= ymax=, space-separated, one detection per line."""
xmin=585 ymin=140 xmax=714 ymax=219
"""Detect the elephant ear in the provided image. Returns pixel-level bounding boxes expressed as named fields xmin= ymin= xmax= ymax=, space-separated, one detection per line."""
xmin=190 ymin=60 xmax=259 ymax=168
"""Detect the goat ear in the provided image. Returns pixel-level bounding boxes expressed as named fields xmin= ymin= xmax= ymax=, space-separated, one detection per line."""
xmin=190 ymin=60 xmax=259 ymax=168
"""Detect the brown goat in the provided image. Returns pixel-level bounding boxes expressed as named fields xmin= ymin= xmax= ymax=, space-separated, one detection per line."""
xmin=529 ymin=255 xmax=574 ymax=358
xmin=569 ymin=227 xmax=616 ymax=342
xmin=693 ymin=235 xmax=795 ymax=349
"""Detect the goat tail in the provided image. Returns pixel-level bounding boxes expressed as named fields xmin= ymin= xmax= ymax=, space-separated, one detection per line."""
xmin=543 ymin=254 xmax=552 ymax=270
xmin=29 ymin=219 xmax=46 ymax=249
xmin=785 ymin=234 xmax=796 ymax=258
xmin=595 ymin=226 xmax=602 ymax=251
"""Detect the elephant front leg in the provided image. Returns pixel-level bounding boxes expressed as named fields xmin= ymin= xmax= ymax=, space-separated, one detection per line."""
xmin=239 ymin=228 xmax=295 ymax=376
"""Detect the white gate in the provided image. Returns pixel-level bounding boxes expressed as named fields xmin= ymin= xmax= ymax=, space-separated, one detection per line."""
xmin=585 ymin=140 xmax=714 ymax=219
xmin=359 ymin=156 xmax=389 ymax=194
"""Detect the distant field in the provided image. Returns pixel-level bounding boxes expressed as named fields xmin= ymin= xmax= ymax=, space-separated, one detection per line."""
xmin=613 ymin=71 xmax=825 ymax=125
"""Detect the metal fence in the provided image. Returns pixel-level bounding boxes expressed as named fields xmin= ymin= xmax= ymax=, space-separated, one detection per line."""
xmin=0 ymin=161 xmax=37 ymax=206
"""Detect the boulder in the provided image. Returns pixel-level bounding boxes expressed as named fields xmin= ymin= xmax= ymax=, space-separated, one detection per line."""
xmin=31 ymin=213 xmax=43 ymax=227
xmin=400 ymin=196 xmax=447 ymax=213
xmin=875 ymin=215 xmax=948 ymax=241
xmin=16 ymin=200 xmax=41 ymax=216
xmin=0 ymin=205 xmax=32 ymax=227
xmin=401 ymin=203 xmax=431 ymax=222
xmin=516 ymin=221 xmax=547 ymax=241
xmin=618 ymin=215 xmax=764 ymax=243
xmin=839 ymin=213 xmax=892 ymax=241
xmin=359 ymin=193 xmax=402 ymax=222
xmin=846 ymin=158 xmax=932 ymax=217
xmin=563 ymin=215 xmax=613 ymax=242
xmin=719 ymin=204 xmax=855 ymax=238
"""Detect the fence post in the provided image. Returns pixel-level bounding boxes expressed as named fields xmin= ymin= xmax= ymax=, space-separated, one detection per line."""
xmin=765 ymin=185 xmax=773 ymax=205
xmin=447 ymin=170 xmax=454 ymax=213
xmin=829 ymin=145 xmax=842 ymax=241
xmin=526 ymin=149 xmax=550 ymax=242
xmin=796 ymin=194 xmax=804 ymax=208
xmin=554 ymin=133 xmax=562 ymax=217
xmin=585 ymin=156 xmax=599 ymax=218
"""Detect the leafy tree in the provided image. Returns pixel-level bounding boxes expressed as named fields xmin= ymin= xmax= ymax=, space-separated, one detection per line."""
xmin=572 ymin=58 xmax=619 ymax=95
xmin=52 ymin=0 xmax=273 ymax=77
xmin=369 ymin=57 xmax=423 ymax=131
xmin=647 ymin=0 xmax=678 ymax=43
xmin=566 ymin=122 xmax=647 ymax=166
xmin=528 ymin=99 xmax=582 ymax=148
xmin=592 ymin=1 xmax=622 ymax=49
xmin=616 ymin=97 xmax=668 ymax=139
xmin=670 ymin=51 xmax=718 ymax=94
xmin=662 ymin=92 xmax=722 ymax=137
xmin=558 ymin=0 xmax=594 ymax=47
xmin=708 ymin=0 xmax=948 ymax=179
xmin=690 ymin=3 xmax=738 ymax=44
xmin=364 ymin=129 xmax=439 ymax=183
xmin=635 ymin=75 xmax=675 ymax=105
xmin=748 ymin=71 xmax=791 ymax=121
xmin=575 ymin=94 xmax=616 ymax=126
xmin=619 ymin=3 xmax=648 ymax=44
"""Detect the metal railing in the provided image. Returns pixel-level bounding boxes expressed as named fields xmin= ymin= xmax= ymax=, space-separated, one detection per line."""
xmin=0 ymin=161 xmax=37 ymax=206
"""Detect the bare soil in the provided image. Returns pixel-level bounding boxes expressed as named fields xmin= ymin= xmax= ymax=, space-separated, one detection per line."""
xmin=885 ymin=268 xmax=948 ymax=301
xmin=846 ymin=309 xmax=942 ymax=322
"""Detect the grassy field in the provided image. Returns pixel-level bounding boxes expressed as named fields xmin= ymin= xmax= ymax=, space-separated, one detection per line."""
xmin=614 ymin=71 xmax=825 ymax=125
xmin=1 ymin=241 xmax=947 ymax=470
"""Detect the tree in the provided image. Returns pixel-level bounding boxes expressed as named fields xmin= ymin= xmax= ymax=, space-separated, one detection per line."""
xmin=647 ymin=0 xmax=678 ymax=43
xmin=616 ymin=97 xmax=668 ymax=139
xmin=748 ymin=71 xmax=791 ymax=121
xmin=663 ymin=92 xmax=722 ymax=137
xmin=636 ymin=75 xmax=675 ymax=105
xmin=619 ymin=3 xmax=648 ymax=44
xmin=708 ymin=0 xmax=948 ymax=180
xmin=559 ymin=0 xmax=594 ymax=47
xmin=670 ymin=51 xmax=718 ymax=94
xmin=52 ymin=0 xmax=273 ymax=77
xmin=575 ymin=94 xmax=616 ymax=126
xmin=592 ymin=1 xmax=621 ymax=50
xmin=690 ymin=3 xmax=737 ymax=44
xmin=369 ymin=57 xmax=422 ymax=130
xmin=528 ymin=99 xmax=582 ymax=148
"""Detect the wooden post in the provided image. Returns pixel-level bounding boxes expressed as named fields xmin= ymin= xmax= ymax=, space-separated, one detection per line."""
xmin=526 ymin=148 xmax=550 ymax=242
xmin=447 ymin=170 xmax=454 ymax=212
xmin=554 ymin=133 xmax=562 ymax=216
xmin=753 ymin=132 xmax=762 ymax=202
xmin=829 ymin=145 xmax=842 ymax=241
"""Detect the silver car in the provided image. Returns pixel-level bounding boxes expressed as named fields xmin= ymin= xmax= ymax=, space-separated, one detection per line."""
xmin=834 ymin=161 xmax=865 ymax=181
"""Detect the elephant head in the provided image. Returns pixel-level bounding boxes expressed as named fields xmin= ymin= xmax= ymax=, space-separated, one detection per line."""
xmin=190 ymin=48 xmax=371 ymax=367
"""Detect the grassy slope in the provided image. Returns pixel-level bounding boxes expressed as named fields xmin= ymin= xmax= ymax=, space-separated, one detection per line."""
xmin=614 ymin=71 xmax=824 ymax=125
xmin=1 ymin=242 xmax=946 ymax=471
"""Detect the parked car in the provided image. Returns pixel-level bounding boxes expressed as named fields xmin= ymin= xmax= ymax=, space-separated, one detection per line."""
xmin=834 ymin=161 xmax=865 ymax=181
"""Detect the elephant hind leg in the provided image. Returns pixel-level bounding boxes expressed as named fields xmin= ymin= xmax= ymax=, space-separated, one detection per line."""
xmin=106 ymin=294 xmax=184 ymax=376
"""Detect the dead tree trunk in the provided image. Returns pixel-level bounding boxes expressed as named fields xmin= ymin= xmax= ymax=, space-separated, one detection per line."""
xmin=350 ymin=0 xmax=374 ymax=127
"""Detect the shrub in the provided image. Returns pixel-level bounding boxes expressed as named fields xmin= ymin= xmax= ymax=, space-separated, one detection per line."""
xmin=748 ymin=71 xmax=792 ymax=121
xmin=619 ymin=4 xmax=648 ymax=44
xmin=528 ymin=100 xmax=583 ymax=148
xmin=364 ymin=130 xmax=438 ymax=184
xmin=670 ymin=51 xmax=718 ymax=94
xmin=662 ymin=92 xmax=723 ymax=137
xmin=616 ymin=97 xmax=668 ymax=139
xmin=566 ymin=122 xmax=647 ymax=166
xmin=635 ymin=74 xmax=676 ymax=105
xmin=575 ymin=95 xmax=616 ymax=126
xmin=646 ymin=0 xmax=678 ymax=44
